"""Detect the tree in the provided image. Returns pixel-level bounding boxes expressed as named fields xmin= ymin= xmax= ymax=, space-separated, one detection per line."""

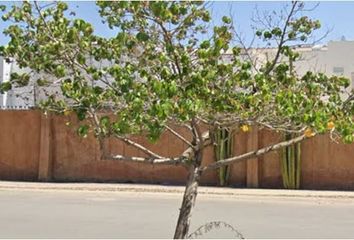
xmin=0 ymin=1 xmax=353 ymax=238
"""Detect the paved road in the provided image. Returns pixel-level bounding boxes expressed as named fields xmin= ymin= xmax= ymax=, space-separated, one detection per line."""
xmin=1 ymin=189 xmax=354 ymax=239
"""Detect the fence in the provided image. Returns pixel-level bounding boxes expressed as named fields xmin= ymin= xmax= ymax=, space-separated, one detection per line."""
xmin=1 ymin=110 xmax=354 ymax=190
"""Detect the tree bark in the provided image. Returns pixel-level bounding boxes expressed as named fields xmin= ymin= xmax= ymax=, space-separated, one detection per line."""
xmin=174 ymin=119 xmax=204 ymax=239
xmin=173 ymin=164 xmax=202 ymax=239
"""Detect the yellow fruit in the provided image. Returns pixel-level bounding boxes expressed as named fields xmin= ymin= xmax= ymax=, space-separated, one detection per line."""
xmin=64 ymin=110 xmax=71 ymax=116
xmin=304 ymin=128 xmax=315 ymax=137
xmin=240 ymin=124 xmax=250 ymax=132
xmin=327 ymin=121 xmax=335 ymax=130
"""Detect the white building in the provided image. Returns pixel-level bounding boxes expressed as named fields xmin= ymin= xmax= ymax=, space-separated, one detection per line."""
xmin=296 ymin=41 xmax=354 ymax=82
xmin=0 ymin=57 xmax=11 ymax=107
xmin=0 ymin=57 xmax=36 ymax=108
xmin=243 ymin=41 xmax=354 ymax=89
xmin=1 ymin=40 xmax=354 ymax=108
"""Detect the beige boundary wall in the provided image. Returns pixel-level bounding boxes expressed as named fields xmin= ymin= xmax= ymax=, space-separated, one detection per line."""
xmin=1 ymin=110 xmax=354 ymax=190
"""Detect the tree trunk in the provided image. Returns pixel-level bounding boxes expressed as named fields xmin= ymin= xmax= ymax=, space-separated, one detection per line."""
xmin=173 ymin=164 xmax=202 ymax=239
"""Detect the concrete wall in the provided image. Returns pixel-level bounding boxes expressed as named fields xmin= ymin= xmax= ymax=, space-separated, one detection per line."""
xmin=49 ymin=114 xmax=218 ymax=185
xmin=1 ymin=110 xmax=354 ymax=190
xmin=0 ymin=110 xmax=41 ymax=180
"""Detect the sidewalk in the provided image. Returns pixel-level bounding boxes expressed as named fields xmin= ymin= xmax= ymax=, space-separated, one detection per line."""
xmin=1 ymin=180 xmax=354 ymax=200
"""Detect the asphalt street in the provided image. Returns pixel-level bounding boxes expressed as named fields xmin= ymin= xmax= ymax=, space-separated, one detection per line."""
xmin=1 ymin=189 xmax=354 ymax=238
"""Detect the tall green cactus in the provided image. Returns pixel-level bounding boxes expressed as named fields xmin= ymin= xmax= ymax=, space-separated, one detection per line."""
xmin=281 ymin=133 xmax=301 ymax=189
xmin=214 ymin=127 xmax=234 ymax=186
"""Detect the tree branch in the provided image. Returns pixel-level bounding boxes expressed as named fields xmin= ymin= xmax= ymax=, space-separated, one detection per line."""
xmin=102 ymin=130 xmax=210 ymax=166
xmin=113 ymin=134 xmax=163 ymax=159
xmin=165 ymin=125 xmax=194 ymax=148
xmin=105 ymin=154 xmax=188 ymax=166
xmin=264 ymin=1 xmax=298 ymax=75
xmin=202 ymin=134 xmax=308 ymax=171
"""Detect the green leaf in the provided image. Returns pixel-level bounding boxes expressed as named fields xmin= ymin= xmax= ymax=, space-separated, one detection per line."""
xmin=200 ymin=40 xmax=210 ymax=49
xmin=136 ymin=31 xmax=149 ymax=42
xmin=37 ymin=79 xmax=49 ymax=87
xmin=93 ymin=86 xmax=103 ymax=94
xmin=1 ymin=14 xmax=9 ymax=21
xmin=76 ymin=109 xmax=87 ymax=121
xmin=77 ymin=53 xmax=86 ymax=65
xmin=344 ymin=134 xmax=353 ymax=144
xmin=150 ymin=2 xmax=163 ymax=17
xmin=84 ymin=25 xmax=93 ymax=36
xmin=201 ymin=12 xmax=211 ymax=22
xmin=55 ymin=65 xmax=66 ymax=78
xmin=57 ymin=2 xmax=68 ymax=11
xmin=263 ymin=31 xmax=272 ymax=39
xmin=0 ymin=82 xmax=12 ymax=93
xmin=100 ymin=116 xmax=110 ymax=128
xmin=77 ymin=125 xmax=89 ymax=138
xmin=92 ymin=72 xmax=100 ymax=80
xmin=222 ymin=16 xmax=231 ymax=24
xmin=271 ymin=27 xmax=282 ymax=36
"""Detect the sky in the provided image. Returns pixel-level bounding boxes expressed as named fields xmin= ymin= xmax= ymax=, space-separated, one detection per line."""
xmin=1 ymin=1 xmax=354 ymax=46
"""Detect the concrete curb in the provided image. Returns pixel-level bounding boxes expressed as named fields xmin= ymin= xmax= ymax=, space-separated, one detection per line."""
xmin=1 ymin=181 xmax=354 ymax=199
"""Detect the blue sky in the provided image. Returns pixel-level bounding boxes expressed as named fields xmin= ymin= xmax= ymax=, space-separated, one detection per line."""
xmin=1 ymin=1 xmax=354 ymax=46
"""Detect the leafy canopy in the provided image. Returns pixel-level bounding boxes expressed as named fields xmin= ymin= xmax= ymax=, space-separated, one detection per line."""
xmin=0 ymin=1 xmax=353 ymax=143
